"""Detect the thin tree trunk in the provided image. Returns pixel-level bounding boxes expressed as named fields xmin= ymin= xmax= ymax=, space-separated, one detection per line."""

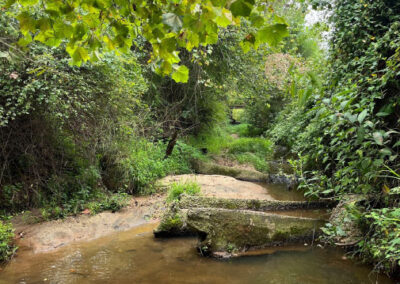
xmin=164 ymin=130 xmax=179 ymax=159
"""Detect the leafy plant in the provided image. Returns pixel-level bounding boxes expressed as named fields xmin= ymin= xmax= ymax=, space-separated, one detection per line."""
xmin=167 ymin=181 xmax=201 ymax=203
xmin=0 ymin=220 xmax=16 ymax=263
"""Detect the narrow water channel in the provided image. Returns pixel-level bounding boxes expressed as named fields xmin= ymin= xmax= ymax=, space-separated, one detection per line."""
xmin=0 ymin=223 xmax=393 ymax=284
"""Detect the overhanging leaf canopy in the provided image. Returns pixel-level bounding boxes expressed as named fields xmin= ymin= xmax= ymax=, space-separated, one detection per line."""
xmin=3 ymin=0 xmax=289 ymax=82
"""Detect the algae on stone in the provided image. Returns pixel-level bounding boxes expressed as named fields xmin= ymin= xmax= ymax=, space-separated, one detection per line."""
xmin=186 ymin=208 xmax=325 ymax=256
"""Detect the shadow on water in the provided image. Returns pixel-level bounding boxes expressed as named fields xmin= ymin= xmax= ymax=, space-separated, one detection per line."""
xmin=0 ymin=223 xmax=393 ymax=284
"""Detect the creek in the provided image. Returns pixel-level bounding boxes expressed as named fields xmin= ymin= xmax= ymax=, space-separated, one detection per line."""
xmin=0 ymin=181 xmax=394 ymax=284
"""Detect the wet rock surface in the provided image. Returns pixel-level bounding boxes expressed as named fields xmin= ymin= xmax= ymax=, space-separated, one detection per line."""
xmin=188 ymin=208 xmax=326 ymax=257
xmin=155 ymin=175 xmax=333 ymax=257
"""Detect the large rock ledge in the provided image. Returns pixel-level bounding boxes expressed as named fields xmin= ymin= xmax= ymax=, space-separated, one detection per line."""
xmin=179 ymin=195 xmax=337 ymax=212
xmin=154 ymin=196 xmax=330 ymax=257
xmin=189 ymin=208 xmax=325 ymax=257
xmin=191 ymin=160 xmax=298 ymax=188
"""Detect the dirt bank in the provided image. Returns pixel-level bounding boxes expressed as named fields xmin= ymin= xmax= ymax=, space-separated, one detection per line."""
xmin=12 ymin=195 xmax=165 ymax=254
xmin=11 ymin=174 xmax=280 ymax=255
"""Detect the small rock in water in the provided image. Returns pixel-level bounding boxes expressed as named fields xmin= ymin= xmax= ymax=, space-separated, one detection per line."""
xmin=317 ymin=244 xmax=323 ymax=249
xmin=304 ymin=243 xmax=308 ymax=246
xmin=342 ymin=255 xmax=348 ymax=260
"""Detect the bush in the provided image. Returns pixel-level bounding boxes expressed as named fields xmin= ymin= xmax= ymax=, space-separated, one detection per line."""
xmin=104 ymin=140 xmax=202 ymax=195
xmin=231 ymin=108 xmax=245 ymax=123
xmin=0 ymin=221 xmax=15 ymax=263
xmin=358 ymin=208 xmax=400 ymax=274
xmin=167 ymin=181 xmax=201 ymax=202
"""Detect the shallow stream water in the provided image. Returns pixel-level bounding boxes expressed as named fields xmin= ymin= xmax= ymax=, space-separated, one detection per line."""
xmin=0 ymin=182 xmax=394 ymax=283
xmin=0 ymin=223 xmax=393 ymax=284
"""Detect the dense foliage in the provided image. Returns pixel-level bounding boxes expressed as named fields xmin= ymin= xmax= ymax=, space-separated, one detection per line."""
xmin=3 ymin=0 xmax=290 ymax=81
xmin=0 ymin=220 xmax=15 ymax=263
xmin=268 ymin=0 xmax=400 ymax=275
xmin=1 ymin=0 xmax=400 ymax=278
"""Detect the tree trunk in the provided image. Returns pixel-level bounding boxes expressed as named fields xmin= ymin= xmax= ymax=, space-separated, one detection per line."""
xmin=164 ymin=130 xmax=179 ymax=159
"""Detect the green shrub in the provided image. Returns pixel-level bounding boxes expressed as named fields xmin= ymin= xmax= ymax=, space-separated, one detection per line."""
xmin=105 ymin=139 xmax=202 ymax=195
xmin=167 ymin=181 xmax=201 ymax=202
xmin=231 ymin=108 xmax=245 ymax=123
xmin=0 ymin=221 xmax=15 ymax=263
xmin=358 ymin=208 xmax=400 ymax=274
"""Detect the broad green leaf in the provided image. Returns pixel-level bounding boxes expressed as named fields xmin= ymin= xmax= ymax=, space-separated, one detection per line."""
xmin=17 ymin=34 xmax=33 ymax=46
xmin=249 ymin=14 xmax=264 ymax=28
xmin=72 ymin=47 xmax=90 ymax=66
xmin=171 ymin=65 xmax=189 ymax=83
xmin=215 ymin=9 xmax=233 ymax=27
xmin=162 ymin=13 xmax=183 ymax=32
xmin=230 ymin=0 xmax=253 ymax=17
xmin=256 ymin=23 xmax=289 ymax=47
xmin=17 ymin=12 xmax=36 ymax=33
xmin=358 ymin=109 xmax=368 ymax=123
xmin=373 ymin=132 xmax=384 ymax=145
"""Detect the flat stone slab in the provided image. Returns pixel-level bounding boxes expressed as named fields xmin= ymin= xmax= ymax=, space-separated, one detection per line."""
xmin=155 ymin=207 xmax=325 ymax=257
xmin=158 ymin=174 xmax=274 ymax=200
xmin=179 ymin=195 xmax=336 ymax=212
xmin=188 ymin=208 xmax=325 ymax=256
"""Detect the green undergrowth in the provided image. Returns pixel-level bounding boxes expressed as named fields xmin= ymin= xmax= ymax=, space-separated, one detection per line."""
xmin=359 ymin=207 xmax=400 ymax=274
xmin=106 ymin=139 xmax=202 ymax=195
xmin=0 ymin=220 xmax=16 ymax=263
xmin=167 ymin=181 xmax=201 ymax=203
xmin=188 ymin=126 xmax=274 ymax=173
xmin=39 ymin=191 xmax=131 ymax=220
xmin=227 ymin=124 xmax=264 ymax=137
xmin=187 ymin=127 xmax=234 ymax=154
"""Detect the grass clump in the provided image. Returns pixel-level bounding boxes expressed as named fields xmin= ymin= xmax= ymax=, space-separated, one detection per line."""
xmin=227 ymin=123 xmax=264 ymax=137
xmin=227 ymin=137 xmax=273 ymax=156
xmin=167 ymin=181 xmax=201 ymax=202
xmin=226 ymin=138 xmax=274 ymax=173
xmin=0 ymin=220 xmax=16 ymax=263
xmin=187 ymin=127 xmax=233 ymax=154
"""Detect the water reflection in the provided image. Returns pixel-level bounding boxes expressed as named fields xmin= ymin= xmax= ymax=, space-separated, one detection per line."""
xmin=0 ymin=223 xmax=393 ymax=284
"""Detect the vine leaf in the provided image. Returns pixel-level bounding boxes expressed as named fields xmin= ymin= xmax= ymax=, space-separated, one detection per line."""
xmin=171 ymin=65 xmax=189 ymax=83
xmin=162 ymin=13 xmax=183 ymax=32
xmin=256 ymin=23 xmax=288 ymax=47
xmin=230 ymin=0 xmax=253 ymax=17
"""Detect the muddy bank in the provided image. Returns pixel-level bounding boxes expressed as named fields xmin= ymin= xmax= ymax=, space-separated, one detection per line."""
xmin=12 ymin=195 xmax=165 ymax=254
